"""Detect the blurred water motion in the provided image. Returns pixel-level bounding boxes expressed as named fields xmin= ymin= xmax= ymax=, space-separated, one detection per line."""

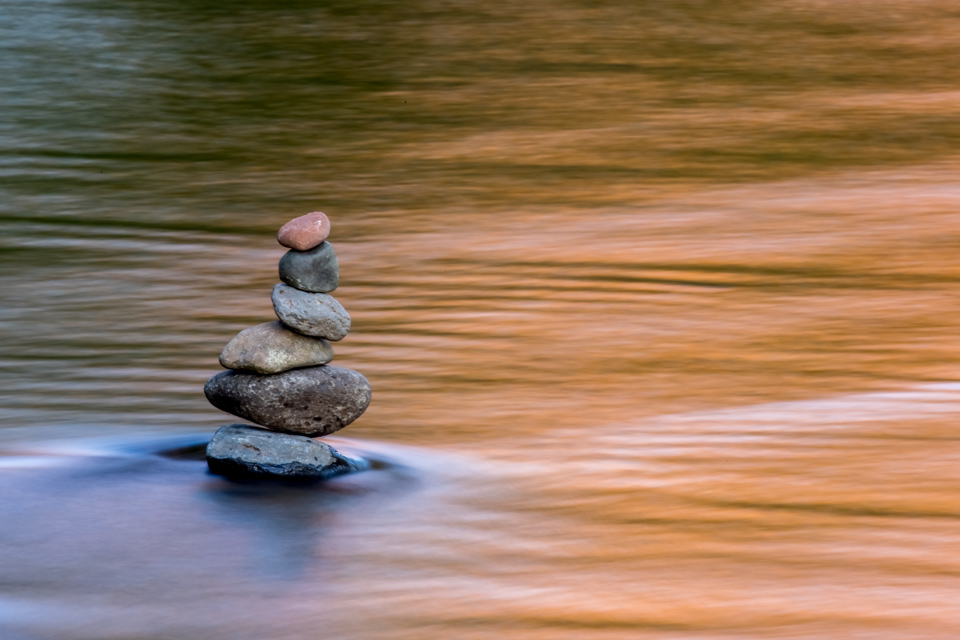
xmin=4 ymin=0 xmax=960 ymax=637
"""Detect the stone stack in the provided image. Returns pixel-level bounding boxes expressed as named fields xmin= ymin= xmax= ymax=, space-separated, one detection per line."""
xmin=203 ymin=212 xmax=371 ymax=480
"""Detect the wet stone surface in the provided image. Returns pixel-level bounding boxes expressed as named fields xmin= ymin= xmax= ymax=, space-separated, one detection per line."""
xmin=205 ymin=424 xmax=367 ymax=480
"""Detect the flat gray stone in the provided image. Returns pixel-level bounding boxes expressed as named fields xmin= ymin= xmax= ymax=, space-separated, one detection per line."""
xmin=272 ymin=283 xmax=350 ymax=341
xmin=219 ymin=321 xmax=334 ymax=374
xmin=204 ymin=365 xmax=372 ymax=436
xmin=206 ymin=424 xmax=368 ymax=480
xmin=279 ymin=242 xmax=339 ymax=293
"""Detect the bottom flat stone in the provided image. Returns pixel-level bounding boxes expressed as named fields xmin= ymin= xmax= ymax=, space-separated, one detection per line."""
xmin=206 ymin=424 xmax=367 ymax=480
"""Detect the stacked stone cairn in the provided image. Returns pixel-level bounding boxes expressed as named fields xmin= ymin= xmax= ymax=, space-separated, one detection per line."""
xmin=203 ymin=212 xmax=372 ymax=480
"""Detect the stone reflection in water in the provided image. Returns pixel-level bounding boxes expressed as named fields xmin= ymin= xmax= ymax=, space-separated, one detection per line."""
xmin=200 ymin=476 xmax=352 ymax=580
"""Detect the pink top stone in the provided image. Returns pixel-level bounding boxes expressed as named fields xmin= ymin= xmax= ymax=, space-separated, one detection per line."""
xmin=277 ymin=211 xmax=331 ymax=251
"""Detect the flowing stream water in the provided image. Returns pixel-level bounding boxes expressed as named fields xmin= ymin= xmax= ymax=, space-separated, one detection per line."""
xmin=5 ymin=1 xmax=960 ymax=638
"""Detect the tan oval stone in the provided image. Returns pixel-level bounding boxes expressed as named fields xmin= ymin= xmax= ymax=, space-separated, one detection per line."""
xmin=277 ymin=211 xmax=331 ymax=251
xmin=219 ymin=321 xmax=334 ymax=374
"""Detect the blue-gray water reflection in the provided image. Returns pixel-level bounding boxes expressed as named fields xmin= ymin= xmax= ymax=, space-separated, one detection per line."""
xmin=5 ymin=0 xmax=960 ymax=638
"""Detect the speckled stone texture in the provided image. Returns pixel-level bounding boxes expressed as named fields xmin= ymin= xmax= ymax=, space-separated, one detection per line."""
xmin=277 ymin=211 xmax=331 ymax=251
xmin=204 ymin=365 xmax=372 ymax=436
xmin=271 ymin=283 xmax=350 ymax=341
xmin=206 ymin=424 xmax=368 ymax=480
xmin=278 ymin=241 xmax=339 ymax=293
xmin=219 ymin=321 xmax=334 ymax=374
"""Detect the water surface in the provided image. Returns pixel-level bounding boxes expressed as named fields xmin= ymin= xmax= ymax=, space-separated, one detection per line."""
xmin=4 ymin=1 xmax=960 ymax=637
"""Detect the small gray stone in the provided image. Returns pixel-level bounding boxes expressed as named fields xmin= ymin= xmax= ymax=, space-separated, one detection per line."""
xmin=219 ymin=321 xmax=334 ymax=374
xmin=204 ymin=365 xmax=372 ymax=436
xmin=206 ymin=424 xmax=368 ymax=480
xmin=272 ymin=283 xmax=350 ymax=341
xmin=279 ymin=242 xmax=339 ymax=293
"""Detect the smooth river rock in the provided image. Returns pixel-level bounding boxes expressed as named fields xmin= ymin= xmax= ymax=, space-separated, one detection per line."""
xmin=277 ymin=211 xmax=331 ymax=251
xmin=204 ymin=365 xmax=372 ymax=436
xmin=278 ymin=241 xmax=339 ymax=293
xmin=206 ymin=424 xmax=368 ymax=480
xmin=219 ymin=321 xmax=334 ymax=374
xmin=272 ymin=283 xmax=350 ymax=341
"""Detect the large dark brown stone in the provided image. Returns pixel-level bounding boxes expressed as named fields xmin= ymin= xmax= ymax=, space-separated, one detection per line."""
xmin=204 ymin=365 xmax=371 ymax=436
